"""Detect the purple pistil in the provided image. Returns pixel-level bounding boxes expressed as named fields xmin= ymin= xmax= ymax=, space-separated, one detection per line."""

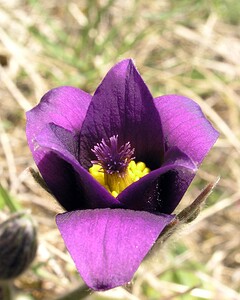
xmin=91 ymin=135 xmax=135 ymax=175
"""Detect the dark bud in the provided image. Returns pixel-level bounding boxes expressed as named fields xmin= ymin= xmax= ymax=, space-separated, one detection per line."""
xmin=0 ymin=212 xmax=37 ymax=281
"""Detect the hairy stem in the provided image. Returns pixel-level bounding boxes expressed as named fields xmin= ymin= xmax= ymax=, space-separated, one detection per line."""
xmin=54 ymin=283 xmax=91 ymax=300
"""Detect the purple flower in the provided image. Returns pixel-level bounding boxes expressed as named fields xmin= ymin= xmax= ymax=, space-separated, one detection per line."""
xmin=26 ymin=59 xmax=218 ymax=291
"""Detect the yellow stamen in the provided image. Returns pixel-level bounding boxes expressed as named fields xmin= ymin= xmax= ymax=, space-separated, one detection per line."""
xmin=89 ymin=160 xmax=151 ymax=197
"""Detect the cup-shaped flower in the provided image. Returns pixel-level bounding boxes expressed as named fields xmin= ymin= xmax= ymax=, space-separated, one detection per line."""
xmin=26 ymin=59 xmax=218 ymax=291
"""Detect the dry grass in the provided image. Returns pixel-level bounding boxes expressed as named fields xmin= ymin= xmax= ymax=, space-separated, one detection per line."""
xmin=0 ymin=0 xmax=239 ymax=299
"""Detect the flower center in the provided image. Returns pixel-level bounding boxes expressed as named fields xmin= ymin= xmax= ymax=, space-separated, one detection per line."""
xmin=89 ymin=135 xmax=150 ymax=197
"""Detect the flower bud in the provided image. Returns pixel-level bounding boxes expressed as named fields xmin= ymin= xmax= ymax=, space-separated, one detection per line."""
xmin=0 ymin=212 xmax=37 ymax=281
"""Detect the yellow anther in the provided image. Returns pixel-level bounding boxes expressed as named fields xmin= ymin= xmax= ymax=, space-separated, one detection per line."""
xmin=89 ymin=165 xmax=105 ymax=186
xmin=142 ymin=168 xmax=150 ymax=176
xmin=129 ymin=161 xmax=136 ymax=170
xmin=89 ymin=160 xmax=151 ymax=198
xmin=136 ymin=162 xmax=146 ymax=171
xmin=134 ymin=176 xmax=140 ymax=182
xmin=111 ymin=191 xmax=118 ymax=198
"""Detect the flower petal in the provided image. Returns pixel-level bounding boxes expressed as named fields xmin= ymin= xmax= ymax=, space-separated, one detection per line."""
xmin=56 ymin=209 xmax=174 ymax=291
xmin=27 ymin=86 xmax=91 ymax=135
xmin=26 ymin=86 xmax=91 ymax=162
xmin=35 ymin=123 xmax=122 ymax=210
xmin=26 ymin=87 xmax=92 ymax=205
xmin=154 ymin=95 xmax=219 ymax=165
xmin=118 ymin=147 xmax=197 ymax=214
xmin=79 ymin=59 xmax=164 ymax=170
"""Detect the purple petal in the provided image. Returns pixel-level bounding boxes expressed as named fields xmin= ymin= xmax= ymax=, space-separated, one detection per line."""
xmin=26 ymin=86 xmax=91 ymax=160
xmin=27 ymin=86 xmax=91 ymax=134
xmin=154 ymin=95 xmax=219 ymax=165
xmin=26 ymin=86 xmax=92 ymax=209
xmin=118 ymin=147 xmax=197 ymax=214
xmin=79 ymin=59 xmax=164 ymax=170
xmin=35 ymin=123 xmax=122 ymax=210
xmin=56 ymin=209 xmax=174 ymax=291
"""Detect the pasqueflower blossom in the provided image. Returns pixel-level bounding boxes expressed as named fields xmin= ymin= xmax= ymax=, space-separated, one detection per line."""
xmin=26 ymin=59 xmax=218 ymax=291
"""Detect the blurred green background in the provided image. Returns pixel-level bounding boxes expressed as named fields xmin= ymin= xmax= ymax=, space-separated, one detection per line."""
xmin=0 ymin=0 xmax=239 ymax=299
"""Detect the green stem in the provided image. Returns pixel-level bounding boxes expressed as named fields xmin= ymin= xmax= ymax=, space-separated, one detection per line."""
xmin=0 ymin=282 xmax=13 ymax=300
xmin=54 ymin=283 xmax=91 ymax=300
xmin=0 ymin=184 xmax=20 ymax=213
